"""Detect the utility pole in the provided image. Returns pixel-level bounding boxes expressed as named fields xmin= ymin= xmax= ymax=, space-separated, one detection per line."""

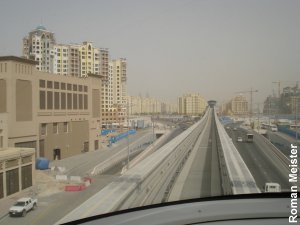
xmin=126 ymin=103 xmax=130 ymax=169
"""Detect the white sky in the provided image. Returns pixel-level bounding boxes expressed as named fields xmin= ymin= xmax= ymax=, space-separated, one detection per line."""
xmin=0 ymin=0 xmax=299 ymax=104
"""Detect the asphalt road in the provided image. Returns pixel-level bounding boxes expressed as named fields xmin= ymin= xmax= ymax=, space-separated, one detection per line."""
xmin=0 ymin=174 xmax=118 ymax=225
xmin=0 ymin=130 xmax=155 ymax=225
xmin=267 ymin=131 xmax=299 ymax=158
xmin=226 ymin=125 xmax=290 ymax=192
xmin=0 ymin=127 xmax=183 ymax=225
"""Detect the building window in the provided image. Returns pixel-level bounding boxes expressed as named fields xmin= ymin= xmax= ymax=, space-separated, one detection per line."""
xmin=53 ymin=123 xmax=58 ymax=134
xmin=79 ymin=94 xmax=83 ymax=109
xmin=67 ymin=83 xmax=72 ymax=91
xmin=73 ymin=84 xmax=77 ymax=91
xmin=39 ymin=80 xmax=45 ymax=88
xmin=63 ymin=122 xmax=68 ymax=133
xmin=41 ymin=123 xmax=47 ymax=136
xmin=47 ymin=91 xmax=53 ymax=109
xmin=54 ymin=82 xmax=59 ymax=89
xmin=84 ymin=94 xmax=88 ymax=109
xmin=61 ymin=83 xmax=66 ymax=90
xmin=39 ymin=91 xmax=46 ymax=110
xmin=67 ymin=93 xmax=72 ymax=109
xmin=47 ymin=81 xmax=53 ymax=89
xmin=73 ymin=93 xmax=77 ymax=109
xmin=61 ymin=93 xmax=66 ymax=109
xmin=54 ymin=92 xmax=60 ymax=109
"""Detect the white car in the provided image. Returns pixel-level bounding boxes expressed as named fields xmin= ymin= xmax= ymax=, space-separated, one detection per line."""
xmin=237 ymin=137 xmax=243 ymax=142
xmin=9 ymin=197 xmax=37 ymax=217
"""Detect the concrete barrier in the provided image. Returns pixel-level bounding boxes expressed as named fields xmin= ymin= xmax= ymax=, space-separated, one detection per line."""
xmin=55 ymin=174 xmax=68 ymax=181
xmin=70 ymin=176 xmax=82 ymax=183
xmin=65 ymin=183 xmax=86 ymax=192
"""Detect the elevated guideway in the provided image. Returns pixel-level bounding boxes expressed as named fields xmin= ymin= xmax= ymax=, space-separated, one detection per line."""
xmin=55 ymin=108 xmax=211 ymax=224
xmin=57 ymin=105 xmax=294 ymax=224
xmin=169 ymin=107 xmax=260 ymax=201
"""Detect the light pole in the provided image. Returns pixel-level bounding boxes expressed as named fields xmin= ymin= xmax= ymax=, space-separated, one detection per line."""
xmin=113 ymin=103 xmax=131 ymax=169
xmin=151 ymin=116 xmax=155 ymax=144
xmin=126 ymin=104 xmax=130 ymax=169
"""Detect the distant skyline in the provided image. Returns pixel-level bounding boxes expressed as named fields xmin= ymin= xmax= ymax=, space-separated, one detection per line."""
xmin=0 ymin=0 xmax=299 ymax=104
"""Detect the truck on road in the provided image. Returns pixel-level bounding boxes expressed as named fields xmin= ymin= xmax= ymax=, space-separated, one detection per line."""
xmin=9 ymin=197 xmax=37 ymax=217
xmin=264 ymin=183 xmax=281 ymax=192
xmin=246 ymin=133 xmax=254 ymax=143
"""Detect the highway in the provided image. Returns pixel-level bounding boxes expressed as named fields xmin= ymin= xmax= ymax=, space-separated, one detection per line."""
xmin=267 ymin=131 xmax=299 ymax=158
xmin=226 ymin=125 xmax=291 ymax=192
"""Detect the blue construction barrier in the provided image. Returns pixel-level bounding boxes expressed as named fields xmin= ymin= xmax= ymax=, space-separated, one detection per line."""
xmin=278 ymin=125 xmax=300 ymax=139
xmin=109 ymin=129 xmax=136 ymax=144
xmin=101 ymin=129 xmax=116 ymax=136
xmin=219 ymin=116 xmax=233 ymax=125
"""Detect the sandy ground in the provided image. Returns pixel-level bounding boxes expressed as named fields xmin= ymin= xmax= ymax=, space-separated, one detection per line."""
xmin=35 ymin=170 xmax=65 ymax=197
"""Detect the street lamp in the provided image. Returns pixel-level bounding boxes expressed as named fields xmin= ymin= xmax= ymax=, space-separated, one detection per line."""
xmin=113 ymin=102 xmax=133 ymax=169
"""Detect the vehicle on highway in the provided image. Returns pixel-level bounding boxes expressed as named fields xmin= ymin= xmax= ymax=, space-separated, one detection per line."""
xmin=246 ymin=133 xmax=254 ymax=142
xmin=261 ymin=123 xmax=278 ymax=132
xmin=9 ymin=197 xmax=37 ymax=217
xmin=237 ymin=137 xmax=243 ymax=142
xmin=264 ymin=183 xmax=281 ymax=192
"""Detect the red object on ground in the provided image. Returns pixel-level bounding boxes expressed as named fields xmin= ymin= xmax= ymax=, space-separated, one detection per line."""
xmin=64 ymin=183 xmax=86 ymax=191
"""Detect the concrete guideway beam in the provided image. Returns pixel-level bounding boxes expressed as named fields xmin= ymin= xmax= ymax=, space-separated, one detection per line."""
xmin=55 ymin=109 xmax=211 ymax=224
xmin=214 ymin=109 xmax=261 ymax=194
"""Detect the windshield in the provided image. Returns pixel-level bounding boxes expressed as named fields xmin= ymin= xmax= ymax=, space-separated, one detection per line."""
xmin=0 ymin=0 xmax=299 ymax=225
xmin=13 ymin=202 xmax=25 ymax=207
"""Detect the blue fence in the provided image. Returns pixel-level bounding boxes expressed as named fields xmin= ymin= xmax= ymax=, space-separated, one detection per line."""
xmin=278 ymin=125 xmax=300 ymax=139
xmin=108 ymin=129 xmax=137 ymax=146
xmin=219 ymin=116 xmax=233 ymax=125
xmin=101 ymin=129 xmax=116 ymax=136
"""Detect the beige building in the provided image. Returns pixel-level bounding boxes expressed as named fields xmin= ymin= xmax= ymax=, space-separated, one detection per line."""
xmin=23 ymin=25 xmax=56 ymax=73
xmin=52 ymin=42 xmax=109 ymax=78
xmin=101 ymin=59 xmax=127 ymax=127
xmin=0 ymin=147 xmax=35 ymax=200
xmin=224 ymin=95 xmax=248 ymax=116
xmin=0 ymin=56 xmax=103 ymax=160
xmin=23 ymin=27 xmax=122 ymax=128
xmin=127 ymin=96 xmax=177 ymax=115
xmin=178 ymin=93 xmax=207 ymax=116
xmin=79 ymin=42 xmax=101 ymax=77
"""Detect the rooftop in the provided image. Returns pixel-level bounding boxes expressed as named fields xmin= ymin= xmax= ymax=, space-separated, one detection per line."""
xmin=0 ymin=56 xmax=38 ymax=65
xmin=36 ymin=25 xmax=47 ymax=30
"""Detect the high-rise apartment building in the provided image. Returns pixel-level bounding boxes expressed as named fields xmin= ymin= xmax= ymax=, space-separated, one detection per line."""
xmin=178 ymin=93 xmax=207 ymax=116
xmin=79 ymin=42 xmax=100 ymax=77
xmin=23 ymin=25 xmax=56 ymax=73
xmin=101 ymin=59 xmax=127 ymax=126
xmin=23 ymin=27 xmax=109 ymax=79
xmin=22 ymin=26 xmax=132 ymax=127
xmin=223 ymin=95 xmax=248 ymax=116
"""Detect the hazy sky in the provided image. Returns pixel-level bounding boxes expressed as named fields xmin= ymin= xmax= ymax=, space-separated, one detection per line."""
xmin=0 ymin=0 xmax=299 ymax=104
